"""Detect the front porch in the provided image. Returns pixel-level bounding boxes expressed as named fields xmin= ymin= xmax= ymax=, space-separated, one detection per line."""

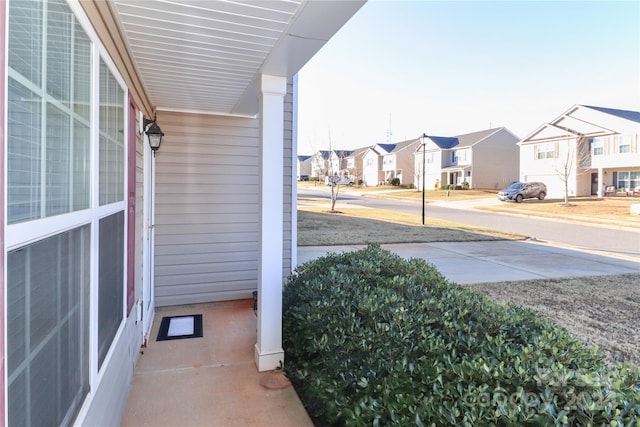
xmin=121 ymin=300 xmax=312 ymax=427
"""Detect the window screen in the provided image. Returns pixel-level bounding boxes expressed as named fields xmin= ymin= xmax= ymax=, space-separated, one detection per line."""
xmin=98 ymin=211 xmax=125 ymax=369
xmin=8 ymin=226 xmax=90 ymax=427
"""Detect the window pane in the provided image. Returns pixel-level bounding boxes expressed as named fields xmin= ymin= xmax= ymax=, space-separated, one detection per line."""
xmin=99 ymin=60 xmax=125 ymax=205
xmin=8 ymin=226 xmax=90 ymax=427
xmin=8 ymin=0 xmax=42 ymax=87
xmin=46 ymin=103 xmax=71 ymax=216
xmin=47 ymin=0 xmax=72 ymax=106
xmin=73 ymin=119 xmax=91 ymax=210
xmin=98 ymin=211 xmax=125 ymax=369
xmin=8 ymin=0 xmax=91 ymax=224
xmin=73 ymin=21 xmax=91 ymax=120
xmin=8 ymin=78 xmax=42 ymax=223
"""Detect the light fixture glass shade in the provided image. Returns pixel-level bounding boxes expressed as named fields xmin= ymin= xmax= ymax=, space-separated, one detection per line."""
xmin=146 ymin=122 xmax=164 ymax=151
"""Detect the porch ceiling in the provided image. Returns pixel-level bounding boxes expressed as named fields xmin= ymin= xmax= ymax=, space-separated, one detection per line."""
xmin=109 ymin=0 xmax=365 ymax=116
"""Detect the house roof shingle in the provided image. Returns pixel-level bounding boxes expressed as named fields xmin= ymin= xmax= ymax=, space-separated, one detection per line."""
xmin=428 ymin=136 xmax=459 ymax=149
xmin=376 ymin=143 xmax=396 ymax=153
xmin=583 ymin=105 xmax=640 ymax=123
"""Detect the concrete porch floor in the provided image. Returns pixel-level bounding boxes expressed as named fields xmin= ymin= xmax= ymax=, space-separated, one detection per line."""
xmin=121 ymin=299 xmax=313 ymax=427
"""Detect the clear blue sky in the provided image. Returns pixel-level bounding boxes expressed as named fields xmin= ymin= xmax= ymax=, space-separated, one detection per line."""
xmin=296 ymin=0 xmax=640 ymax=155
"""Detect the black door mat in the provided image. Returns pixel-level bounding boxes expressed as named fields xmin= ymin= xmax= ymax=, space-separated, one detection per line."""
xmin=156 ymin=314 xmax=203 ymax=341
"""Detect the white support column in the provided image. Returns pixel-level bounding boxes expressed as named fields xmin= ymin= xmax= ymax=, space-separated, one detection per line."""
xmin=597 ymin=167 xmax=604 ymax=198
xmin=291 ymin=74 xmax=299 ymax=269
xmin=255 ymin=74 xmax=287 ymax=372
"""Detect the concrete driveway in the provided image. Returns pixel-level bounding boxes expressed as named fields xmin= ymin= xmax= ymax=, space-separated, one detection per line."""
xmin=297 ymin=240 xmax=639 ymax=284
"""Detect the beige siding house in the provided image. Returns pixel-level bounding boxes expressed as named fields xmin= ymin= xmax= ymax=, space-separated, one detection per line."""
xmin=0 ymin=1 xmax=365 ymax=425
xmin=297 ymin=155 xmax=313 ymax=179
xmin=345 ymin=146 xmax=369 ymax=183
xmin=415 ymin=128 xmax=520 ymax=190
xmin=380 ymin=139 xmax=420 ymax=185
xmin=519 ymin=105 xmax=640 ymax=198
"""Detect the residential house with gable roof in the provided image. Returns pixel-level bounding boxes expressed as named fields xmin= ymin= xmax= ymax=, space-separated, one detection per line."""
xmin=0 ymin=1 xmax=364 ymax=425
xmin=329 ymin=150 xmax=354 ymax=178
xmin=415 ymin=127 xmax=520 ymax=190
xmin=518 ymin=105 xmax=640 ymax=198
xmin=297 ymin=155 xmax=312 ymax=180
xmin=344 ymin=146 xmax=369 ymax=184
xmin=362 ymin=146 xmax=385 ymax=186
xmin=380 ymin=139 xmax=420 ymax=185
xmin=311 ymin=150 xmax=332 ymax=181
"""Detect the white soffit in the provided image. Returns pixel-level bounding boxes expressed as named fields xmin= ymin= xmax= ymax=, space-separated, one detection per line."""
xmin=525 ymin=125 xmax=576 ymax=143
xmin=554 ymin=115 xmax=612 ymax=136
xmin=109 ymin=0 xmax=366 ymax=116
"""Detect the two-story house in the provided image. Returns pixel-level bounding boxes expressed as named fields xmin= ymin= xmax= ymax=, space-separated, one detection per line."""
xmin=344 ymin=147 xmax=369 ymax=184
xmin=519 ymin=105 xmax=640 ymax=198
xmin=361 ymin=146 xmax=385 ymax=186
xmin=380 ymin=139 xmax=420 ymax=185
xmin=311 ymin=150 xmax=332 ymax=181
xmin=415 ymin=127 xmax=520 ymax=190
xmin=329 ymin=150 xmax=354 ymax=178
xmin=297 ymin=155 xmax=312 ymax=180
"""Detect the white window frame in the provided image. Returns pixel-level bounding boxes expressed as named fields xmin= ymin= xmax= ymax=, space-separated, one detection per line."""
xmin=536 ymin=142 xmax=555 ymax=160
xmin=616 ymin=135 xmax=631 ymax=153
xmin=591 ymin=138 xmax=604 ymax=156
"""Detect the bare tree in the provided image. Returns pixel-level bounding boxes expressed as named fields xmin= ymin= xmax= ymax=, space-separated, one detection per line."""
xmin=555 ymin=137 xmax=591 ymax=205
xmin=327 ymin=133 xmax=351 ymax=212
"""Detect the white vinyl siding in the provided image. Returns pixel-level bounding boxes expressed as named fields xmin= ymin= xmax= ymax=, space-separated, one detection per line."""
xmin=153 ymin=112 xmax=260 ymax=306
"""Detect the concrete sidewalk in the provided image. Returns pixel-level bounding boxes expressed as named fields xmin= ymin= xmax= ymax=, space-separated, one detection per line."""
xmin=297 ymin=240 xmax=639 ymax=284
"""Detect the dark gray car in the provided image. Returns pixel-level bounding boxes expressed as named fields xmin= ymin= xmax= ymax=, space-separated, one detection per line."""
xmin=497 ymin=182 xmax=547 ymax=203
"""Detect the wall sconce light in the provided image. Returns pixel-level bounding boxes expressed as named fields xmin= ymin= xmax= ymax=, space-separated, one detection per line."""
xmin=143 ymin=112 xmax=164 ymax=155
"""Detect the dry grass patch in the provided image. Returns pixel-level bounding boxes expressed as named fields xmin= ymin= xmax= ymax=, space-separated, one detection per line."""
xmin=481 ymin=197 xmax=640 ymax=224
xmin=297 ymin=207 xmax=522 ymax=246
xmin=469 ymin=273 xmax=640 ymax=366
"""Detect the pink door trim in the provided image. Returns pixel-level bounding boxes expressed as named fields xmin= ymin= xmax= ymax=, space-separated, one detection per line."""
xmin=127 ymin=96 xmax=136 ymax=316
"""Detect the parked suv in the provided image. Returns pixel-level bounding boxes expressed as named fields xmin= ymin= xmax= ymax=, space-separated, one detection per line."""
xmin=497 ymin=182 xmax=547 ymax=203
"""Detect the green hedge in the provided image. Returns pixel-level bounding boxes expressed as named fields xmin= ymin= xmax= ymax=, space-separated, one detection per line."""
xmin=283 ymin=245 xmax=640 ymax=426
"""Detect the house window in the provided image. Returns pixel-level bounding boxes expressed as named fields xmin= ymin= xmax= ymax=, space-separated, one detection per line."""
xmin=98 ymin=211 xmax=125 ymax=368
xmin=591 ymin=138 xmax=604 ymax=155
xmin=6 ymin=0 xmax=129 ymax=424
xmin=7 ymin=0 xmax=91 ymax=224
xmin=8 ymin=226 xmax=90 ymax=427
xmin=453 ymin=149 xmax=466 ymax=163
xmin=366 ymin=158 xmax=373 ymax=166
xmin=617 ymin=171 xmax=640 ymax=192
xmin=615 ymin=135 xmax=631 ymax=153
xmin=99 ymin=60 xmax=125 ymax=205
xmin=536 ymin=142 xmax=555 ymax=159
